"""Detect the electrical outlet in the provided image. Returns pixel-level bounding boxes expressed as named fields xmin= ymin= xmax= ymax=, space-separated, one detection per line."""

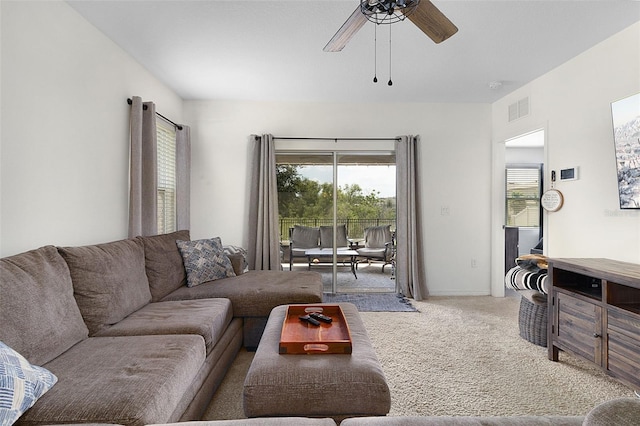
xmin=441 ymin=206 xmax=450 ymax=216
xmin=471 ymin=259 xmax=477 ymax=268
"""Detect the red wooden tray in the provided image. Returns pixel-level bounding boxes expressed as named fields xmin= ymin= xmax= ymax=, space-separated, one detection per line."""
xmin=279 ymin=304 xmax=352 ymax=354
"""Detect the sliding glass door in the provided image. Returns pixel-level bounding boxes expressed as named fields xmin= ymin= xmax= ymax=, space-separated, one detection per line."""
xmin=277 ymin=150 xmax=396 ymax=294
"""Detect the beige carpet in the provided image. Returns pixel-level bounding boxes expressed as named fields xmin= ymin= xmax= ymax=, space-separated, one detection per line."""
xmin=203 ymin=296 xmax=634 ymax=420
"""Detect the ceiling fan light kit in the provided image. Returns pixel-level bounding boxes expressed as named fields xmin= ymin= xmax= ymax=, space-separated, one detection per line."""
xmin=361 ymin=0 xmax=420 ymax=25
xmin=324 ymin=0 xmax=458 ymax=84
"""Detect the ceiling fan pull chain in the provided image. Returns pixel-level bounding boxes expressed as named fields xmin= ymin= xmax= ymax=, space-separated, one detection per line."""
xmin=373 ymin=24 xmax=378 ymax=83
xmin=388 ymin=24 xmax=393 ymax=86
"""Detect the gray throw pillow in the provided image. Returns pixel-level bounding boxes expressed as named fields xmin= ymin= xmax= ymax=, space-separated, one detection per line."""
xmin=176 ymin=237 xmax=236 ymax=287
xmin=223 ymin=245 xmax=249 ymax=273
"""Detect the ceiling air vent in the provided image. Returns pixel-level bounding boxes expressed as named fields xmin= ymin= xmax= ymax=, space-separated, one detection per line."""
xmin=508 ymin=97 xmax=530 ymax=122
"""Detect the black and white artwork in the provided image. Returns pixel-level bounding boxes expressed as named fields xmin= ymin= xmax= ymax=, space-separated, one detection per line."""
xmin=611 ymin=93 xmax=640 ymax=209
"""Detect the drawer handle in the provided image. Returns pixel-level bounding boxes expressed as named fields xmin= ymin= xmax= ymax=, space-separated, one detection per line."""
xmin=593 ymin=333 xmax=601 ymax=338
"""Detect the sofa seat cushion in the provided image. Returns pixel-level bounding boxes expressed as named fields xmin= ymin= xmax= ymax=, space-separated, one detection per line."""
xmin=161 ymin=271 xmax=323 ymax=317
xmin=95 ymin=299 xmax=233 ymax=355
xmin=0 ymin=246 xmax=89 ymax=365
xmin=20 ymin=335 xmax=205 ymax=426
xmin=58 ymin=238 xmax=152 ymax=335
xmin=137 ymin=230 xmax=190 ymax=302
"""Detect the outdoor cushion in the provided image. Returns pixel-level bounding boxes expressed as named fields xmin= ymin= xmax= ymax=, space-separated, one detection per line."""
xmin=319 ymin=225 xmax=349 ymax=248
xmin=363 ymin=225 xmax=392 ymax=248
xmin=137 ymin=230 xmax=190 ymax=301
xmin=0 ymin=246 xmax=89 ymax=365
xmin=95 ymin=298 xmax=233 ymax=355
xmin=20 ymin=335 xmax=206 ymax=426
xmin=290 ymin=225 xmax=319 ymax=249
xmin=161 ymin=270 xmax=323 ymax=317
xmin=58 ymin=238 xmax=152 ymax=336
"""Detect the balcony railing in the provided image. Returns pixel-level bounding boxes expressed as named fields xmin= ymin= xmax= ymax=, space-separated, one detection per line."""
xmin=279 ymin=218 xmax=396 ymax=242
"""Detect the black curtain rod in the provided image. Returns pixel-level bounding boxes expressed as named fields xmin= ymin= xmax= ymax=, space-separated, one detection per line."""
xmin=127 ymin=98 xmax=183 ymax=130
xmin=273 ymin=137 xmax=400 ymax=142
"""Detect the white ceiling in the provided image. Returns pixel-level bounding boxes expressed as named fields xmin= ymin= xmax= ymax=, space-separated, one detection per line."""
xmin=67 ymin=0 xmax=640 ymax=104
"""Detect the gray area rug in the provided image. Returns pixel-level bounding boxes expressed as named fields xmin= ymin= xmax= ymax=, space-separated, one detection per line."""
xmin=203 ymin=296 xmax=633 ymax=420
xmin=322 ymin=292 xmax=417 ymax=312
xmin=289 ymin=261 xmax=396 ymax=293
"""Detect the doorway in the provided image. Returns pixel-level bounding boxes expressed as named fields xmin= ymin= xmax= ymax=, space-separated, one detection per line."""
xmin=276 ymin=151 xmax=396 ymax=294
xmin=491 ymin=128 xmax=546 ymax=297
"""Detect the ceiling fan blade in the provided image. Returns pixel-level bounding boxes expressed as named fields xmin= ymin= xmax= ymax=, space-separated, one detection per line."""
xmin=407 ymin=0 xmax=458 ymax=44
xmin=323 ymin=5 xmax=370 ymax=52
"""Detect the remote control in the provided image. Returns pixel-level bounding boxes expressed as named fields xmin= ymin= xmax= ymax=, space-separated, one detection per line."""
xmin=309 ymin=312 xmax=332 ymax=323
xmin=299 ymin=315 xmax=321 ymax=326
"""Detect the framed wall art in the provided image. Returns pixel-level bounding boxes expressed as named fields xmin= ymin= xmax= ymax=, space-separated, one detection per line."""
xmin=611 ymin=92 xmax=640 ymax=209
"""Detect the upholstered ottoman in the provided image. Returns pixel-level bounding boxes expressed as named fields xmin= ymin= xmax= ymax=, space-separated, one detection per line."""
xmin=243 ymin=303 xmax=391 ymax=420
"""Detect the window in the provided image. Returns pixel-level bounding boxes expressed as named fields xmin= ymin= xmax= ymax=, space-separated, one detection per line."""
xmin=505 ymin=165 xmax=542 ymax=227
xmin=156 ymin=118 xmax=177 ymax=234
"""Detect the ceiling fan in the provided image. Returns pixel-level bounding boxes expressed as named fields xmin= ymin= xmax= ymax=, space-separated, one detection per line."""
xmin=323 ymin=0 xmax=458 ymax=52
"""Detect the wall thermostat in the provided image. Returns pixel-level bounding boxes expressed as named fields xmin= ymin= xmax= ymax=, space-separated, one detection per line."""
xmin=560 ymin=167 xmax=579 ymax=181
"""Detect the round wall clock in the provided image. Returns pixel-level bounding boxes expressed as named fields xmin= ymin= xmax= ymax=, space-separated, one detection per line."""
xmin=541 ymin=189 xmax=564 ymax=212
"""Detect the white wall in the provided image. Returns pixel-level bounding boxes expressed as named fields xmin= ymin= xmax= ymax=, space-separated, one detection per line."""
xmin=0 ymin=1 xmax=183 ymax=256
xmin=492 ymin=22 xmax=640 ymax=267
xmin=184 ymin=100 xmax=493 ymax=296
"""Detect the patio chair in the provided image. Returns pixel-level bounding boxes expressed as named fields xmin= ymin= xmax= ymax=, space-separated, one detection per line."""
xmin=356 ymin=225 xmax=395 ymax=273
xmin=288 ymin=225 xmax=320 ymax=270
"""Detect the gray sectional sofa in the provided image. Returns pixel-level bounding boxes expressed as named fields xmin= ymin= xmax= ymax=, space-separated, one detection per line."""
xmin=0 ymin=230 xmax=322 ymax=425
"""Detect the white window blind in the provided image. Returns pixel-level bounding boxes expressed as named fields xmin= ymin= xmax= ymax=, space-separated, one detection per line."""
xmin=505 ymin=166 xmax=541 ymax=227
xmin=157 ymin=119 xmax=177 ymax=234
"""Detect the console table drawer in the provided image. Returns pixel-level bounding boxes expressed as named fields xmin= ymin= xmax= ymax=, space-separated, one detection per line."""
xmin=608 ymin=307 xmax=640 ymax=340
xmin=608 ymin=330 xmax=640 ymax=388
xmin=607 ymin=307 xmax=640 ymax=388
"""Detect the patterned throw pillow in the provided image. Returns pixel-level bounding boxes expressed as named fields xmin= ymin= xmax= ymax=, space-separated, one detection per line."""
xmin=0 ymin=341 xmax=58 ymax=425
xmin=176 ymin=238 xmax=236 ymax=287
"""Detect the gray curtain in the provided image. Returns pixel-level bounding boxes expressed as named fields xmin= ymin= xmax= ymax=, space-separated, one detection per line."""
xmin=128 ymin=95 xmax=190 ymax=237
xmin=128 ymin=96 xmax=157 ymax=237
xmin=176 ymin=125 xmax=191 ymax=231
xmin=396 ymin=135 xmax=428 ymax=299
xmin=248 ymin=134 xmax=281 ymax=270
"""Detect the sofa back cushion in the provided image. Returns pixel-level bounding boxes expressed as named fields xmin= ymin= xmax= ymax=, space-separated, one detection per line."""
xmin=137 ymin=230 xmax=190 ymax=301
xmin=58 ymin=238 xmax=151 ymax=335
xmin=0 ymin=246 xmax=89 ymax=365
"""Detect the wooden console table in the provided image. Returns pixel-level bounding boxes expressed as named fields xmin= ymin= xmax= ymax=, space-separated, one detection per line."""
xmin=547 ymin=258 xmax=640 ymax=392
